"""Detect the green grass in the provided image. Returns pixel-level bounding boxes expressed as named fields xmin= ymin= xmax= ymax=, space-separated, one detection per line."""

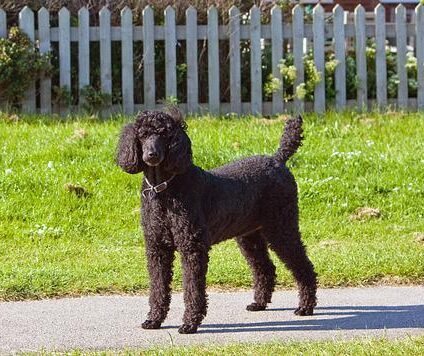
xmin=63 ymin=337 xmax=424 ymax=355
xmin=0 ymin=111 xmax=423 ymax=300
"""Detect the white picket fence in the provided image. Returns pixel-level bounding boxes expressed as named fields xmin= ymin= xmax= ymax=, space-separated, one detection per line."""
xmin=1 ymin=4 xmax=424 ymax=116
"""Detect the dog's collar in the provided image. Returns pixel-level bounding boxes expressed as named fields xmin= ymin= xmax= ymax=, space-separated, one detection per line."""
xmin=142 ymin=174 xmax=176 ymax=198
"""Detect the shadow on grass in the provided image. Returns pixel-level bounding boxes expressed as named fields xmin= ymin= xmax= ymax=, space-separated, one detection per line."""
xmin=197 ymin=305 xmax=424 ymax=334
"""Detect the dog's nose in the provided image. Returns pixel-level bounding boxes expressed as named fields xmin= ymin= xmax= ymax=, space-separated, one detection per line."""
xmin=148 ymin=151 xmax=159 ymax=158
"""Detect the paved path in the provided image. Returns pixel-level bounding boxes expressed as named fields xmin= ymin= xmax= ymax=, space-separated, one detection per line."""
xmin=1 ymin=286 xmax=423 ymax=353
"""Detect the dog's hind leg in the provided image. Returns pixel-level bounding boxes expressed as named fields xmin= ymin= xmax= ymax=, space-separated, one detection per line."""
xmin=236 ymin=232 xmax=276 ymax=311
xmin=263 ymin=223 xmax=317 ymax=316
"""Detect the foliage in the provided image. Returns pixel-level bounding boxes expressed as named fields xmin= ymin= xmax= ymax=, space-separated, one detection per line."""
xmin=264 ymin=51 xmax=332 ymax=102
xmin=266 ymin=42 xmax=419 ymax=103
xmin=0 ymin=27 xmax=52 ymax=106
xmin=52 ymin=85 xmax=72 ymax=108
xmin=80 ymin=85 xmax=112 ymax=116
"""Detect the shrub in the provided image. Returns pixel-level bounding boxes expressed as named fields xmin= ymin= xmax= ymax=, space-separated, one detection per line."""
xmin=0 ymin=27 xmax=52 ymax=107
xmin=80 ymin=85 xmax=112 ymax=116
xmin=265 ymin=41 xmax=419 ymax=104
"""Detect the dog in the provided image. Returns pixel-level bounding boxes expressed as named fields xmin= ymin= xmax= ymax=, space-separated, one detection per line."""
xmin=117 ymin=109 xmax=317 ymax=334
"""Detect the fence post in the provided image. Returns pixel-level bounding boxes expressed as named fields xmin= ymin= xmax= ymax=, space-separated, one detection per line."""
xmin=396 ymin=5 xmax=408 ymax=109
xmin=354 ymin=5 xmax=367 ymax=111
xmin=59 ymin=7 xmax=71 ymax=116
xmin=165 ymin=6 xmax=177 ymax=102
xmin=229 ymin=6 xmax=241 ymax=115
xmin=0 ymin=9 xmax=6 ymax=110
xmin=333 ymin=5 xmax=346 ymax=111
xmin=186 ymin=6 xmax=198 ymax=114
xmin=0 ymin=9 xmax=6 ymax=38
xmin=121 ymin=6 xmax=134 ymax=115
xmin=417 ymin=4 xmax=424 ymax=110
xmin=143 ymin=6 xmax=155 ymax=110
xmin=271 ymin=5 xmax=283 ymax=115
xmin=313 ymin=4 xmax=325 ymax=114
xmin=38 ymin=7 xmax=51 ymax=114
xmin=99 ymin=6 xmax=112 ymax=116
xmin=375 ymin=4 xmax=387 ymax=109
xmin=292 ymin=5 xmax=304 ymax=113
xmin=208 ymin=6 xmax=220 ymax=115
xmin=78 ymin=7 xmax=90 ymax=110
xmin=250 ymin=5 xmax=262 ymax=116
xmin=19 ymin=7 xmax=36 ymax=113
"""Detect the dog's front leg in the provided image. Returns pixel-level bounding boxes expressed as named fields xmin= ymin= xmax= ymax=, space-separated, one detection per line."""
xmin=142 ymin=239 xmax=175 ymax=330
xmin=178 ymin=239 xmax=209 ymax=334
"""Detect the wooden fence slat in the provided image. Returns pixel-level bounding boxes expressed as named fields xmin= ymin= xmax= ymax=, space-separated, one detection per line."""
xmin=313 ymin=4 xmax=325 ymax=114
xmin=0 ymin=9 xmax=6 ymax=38
xmin=271 ymin=5 xmax=283 ymax=114
xmin=354 ymin=5 xmax=367 ymax=110
xmin=121 ymin=6 xmax=134 ymax=115
xmin=293 ymin=5 xmax=304 ymax=113
xmin=396 ymin=5 xmax=408 ymax=109
xmin=208 ymin=6 xmax=220 ymax=115
xmin=417 ymin=4 xmax=424 ymax=110
xmin=186 ymin=6 xmax=198 ymax=114
xmin=59 ymin=7 xmax=71 ymax=115
xmin=0 ymin=9 xmax=6 ymax=108
xmin=250 ymin=5 xmax=262 ymax=115
xmin=100 ymin=7 xmax=112 ymax=102
xmin=78 ymin=7 xmax=90 ymax=109
xmin=229 ymin=6 xmax=241 ymax=114
xmin=375 ymin=4 xmax=387 ymax=108
xmin=165 ymin=6 xmax=177 ymax=100
xmin=143 ymin=6 xmax=155 ymax=110
xmin=333 ymin=5 xmax=346 ymax=110
xmin=19 ymin=7 xmax=36 ymax=113
xmin=38 ymin=7 xmax=51 ymax=114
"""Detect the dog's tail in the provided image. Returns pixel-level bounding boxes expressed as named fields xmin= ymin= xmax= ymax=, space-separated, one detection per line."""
xmin=275 ymin=115 xmax=303 ymax=164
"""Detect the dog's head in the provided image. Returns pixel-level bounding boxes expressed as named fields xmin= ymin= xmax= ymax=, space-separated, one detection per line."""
xmin=117 ymin=108 xmax=192 ymax=175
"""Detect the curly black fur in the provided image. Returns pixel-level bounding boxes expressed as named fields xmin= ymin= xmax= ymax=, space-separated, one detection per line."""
xmin=117 ymin=110 xmax=317 ymax=334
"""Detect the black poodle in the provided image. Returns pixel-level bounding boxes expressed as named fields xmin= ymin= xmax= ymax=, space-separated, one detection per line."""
xmin=117 ymin=109 xmax=317 ymax=334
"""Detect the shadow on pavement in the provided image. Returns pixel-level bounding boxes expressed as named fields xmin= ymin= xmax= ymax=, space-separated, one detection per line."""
xmin=197 ymin=305 xmax=424 ymax=334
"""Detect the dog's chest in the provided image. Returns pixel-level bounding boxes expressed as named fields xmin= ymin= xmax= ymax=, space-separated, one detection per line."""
xmin=143 ymin=195 xmax=193 ymax=229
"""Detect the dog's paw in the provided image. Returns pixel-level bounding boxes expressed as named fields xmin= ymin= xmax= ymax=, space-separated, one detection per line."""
xmin=246 ymin=303 xmax=266 ymax=311
xmin=178 ymin=324 xmax=198 ymax=334
xmin=141 ymin=319 xmax=161 ymax=329
xmin=294 ymin=306 xmax=314 ymax=316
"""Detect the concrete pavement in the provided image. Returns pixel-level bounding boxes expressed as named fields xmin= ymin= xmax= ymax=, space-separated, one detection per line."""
xmin=1 ymin=286 xmax=423 ymax=353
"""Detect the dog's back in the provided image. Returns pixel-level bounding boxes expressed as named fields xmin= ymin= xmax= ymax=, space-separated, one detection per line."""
xmin=205 ymin=117 xmax=303 ymax=244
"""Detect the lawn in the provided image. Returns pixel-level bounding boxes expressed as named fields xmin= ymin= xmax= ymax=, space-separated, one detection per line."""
xmin=108 ymin=337 xmax=424 ymax=355
xmin=0 ymin=111 xmax=423 ymax=300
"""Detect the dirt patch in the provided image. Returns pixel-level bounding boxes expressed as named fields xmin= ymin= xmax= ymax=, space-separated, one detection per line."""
xmin=413 ymin=232 xmax=424 ymax=244
xmin=64 ymin=183 xmax=90 ymax=198
xmin=318 ymin=239 xmax=341 ymax=249
xmin=71 ymin=128 xmax=88 ymax=140
xmin=350 ymin=207 xmax=381 ymax=221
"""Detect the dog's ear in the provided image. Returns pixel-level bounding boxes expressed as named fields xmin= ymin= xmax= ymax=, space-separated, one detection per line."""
xmin=166 ymin=106 xmax=187 ymax=130
xmin=164 ymin=127 xmax=192 ymax=174
xmin=116 ymin=123 xmax=145 ymax=174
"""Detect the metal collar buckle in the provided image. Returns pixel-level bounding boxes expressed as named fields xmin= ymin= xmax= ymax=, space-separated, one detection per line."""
xmin=142 ymin=174 xmax=176 ymax=199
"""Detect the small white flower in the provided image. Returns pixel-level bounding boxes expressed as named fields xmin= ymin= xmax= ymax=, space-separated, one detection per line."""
xmin=47 ymin=161 xmax=54 ymax=169
xmin=366 ymin=140 xmax=374 ymax=147
xmin=5 ymin=168 xmax=12 ymax=175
